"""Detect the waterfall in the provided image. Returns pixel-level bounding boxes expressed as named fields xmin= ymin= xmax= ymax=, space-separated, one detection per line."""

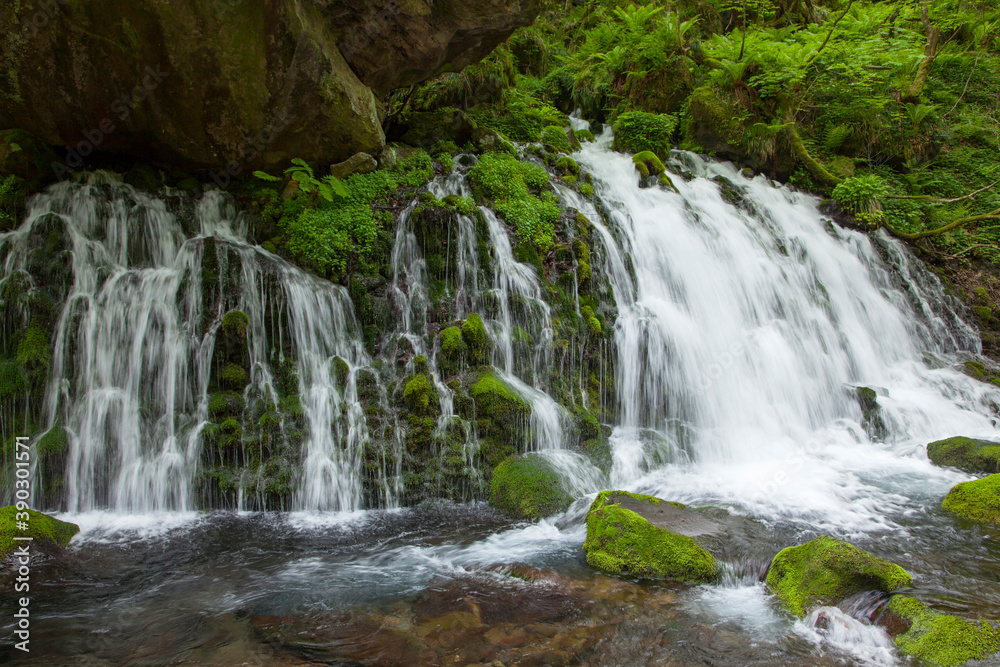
xmin=570 ymin=130 xmax=1000 ymax=529
xmin=0 ymin=176 xmax=380 ymax=513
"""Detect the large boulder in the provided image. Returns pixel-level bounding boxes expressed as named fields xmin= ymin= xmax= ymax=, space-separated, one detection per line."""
xmin=583 ymin=490 xmax=717 ymax=583
xmin=927 ymin=436 xmax=1000 ymax=474
xmin=0 ymin=506 xmax=79 ymax=559
xmin=884 ymin=596 xmax=1000 ymax=667
xmin=942 ymin=473 xmax=1000 ymax=524
xmin=489 ymin=453 xmax=572 ymax=520
xmin=765 ymin=536 xmax=912 ymax=617
xmin=0 ymin=0 xmax=541 ymax=176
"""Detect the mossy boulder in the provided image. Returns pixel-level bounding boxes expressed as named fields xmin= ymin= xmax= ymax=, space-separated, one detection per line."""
xmin=403 ymin=373 xmax=439 ymax=417
xmin=765 ymin=536 xmax=912 ymax=617
xmin=468 ymin=370 xmax=531 ymax=464
xmin=438 ymin=326 xmax=467 ymax=377
xmin=632 ymin=151 xmax=665 ymax=179
xmin=942 ymin=474 xmax=1000 ymax=524
xmin=685 ymin=86 xmax=745 ymax=158
xmin=0 ymin=506 xmax=79 ymax=559
xmin=583 ymin=490 xmax=718 ymax=582
xmin=855 ymin=386 xmax=887 ymax=441
xmin=886 ymin=595 xmax=1000 ymax=667
xmin=927 ymin=436 xmax=1000 ymax=474
xmin=461 ymin=313 xmax=489 ymax=362
xmin=540 ymin=125 xmax=573 ymax=154
xmin=221 ymin=310 xmax=250 ymax=338
xmin=490 ymin=453 xmax=572 ymax=520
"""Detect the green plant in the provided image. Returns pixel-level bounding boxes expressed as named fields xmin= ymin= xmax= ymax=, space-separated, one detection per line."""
xmin=254 ymin=158 xmax=348 ymax=202
xmin=832 ymin=175 xmax=891 ymax=226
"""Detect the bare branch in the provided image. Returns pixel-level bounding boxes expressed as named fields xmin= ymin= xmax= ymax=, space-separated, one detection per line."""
xmin=885 ymin=178 xmax=1000 ymax=204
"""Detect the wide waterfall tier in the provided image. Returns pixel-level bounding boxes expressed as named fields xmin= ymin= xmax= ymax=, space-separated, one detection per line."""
xmin=1 ymin=136 xmax=998 ymax=521
xmin=0 ymin=177 xmax=379 ymax=513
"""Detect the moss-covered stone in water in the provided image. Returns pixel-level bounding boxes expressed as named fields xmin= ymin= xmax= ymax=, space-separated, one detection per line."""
xmin=333 ymin=356 xmax=351 ymax=390
xmin=403 ymin=374 xmax=437 ymax=416
xmin=555 ymin=156 xmax=580 ymax=178
xmin=37 ymin=425 xmax=68 ymax=458
xmin=887 ymin=595 xmax=1000 ymax=667
xmin=219 ymin=363 xmax=249 ymax=390
xmin=612 ymin=112 xmax=678 ymax=159
xmin=541 ymin=125 xmax=573 ymax=154
xmin=16 ymin=327 xmax=50 ymax=369
xmin=438 ymin=326 xmax=467 ymax=377
xmin=470 ymin=371 xmax=530 ymax=423
xmin=0 ymin=506 xmax=79 ymax=559
xmin=927 ymin=436 xmax=1000 ymax=474
xmin=575 ymin=129 xmax=596 ymax=143
xmin=765 ymin=536 xmax=912 ymax=617
xmin=461 ymin=313 xmax=488 ymax=361
xmin=942 ymin=474 xmax=1000 ymax=524
xmin=490 ymin=453 xmax=572 ymax=519
xmin=221 ymin=310 xmax=250 ymax=338
xmin=583 ymin=490 xmax=716 ymax=582
xmin=208 ymin=392 xmax=246 ymax=419
xmin=632 ymin=151 xmax=665 ymax=179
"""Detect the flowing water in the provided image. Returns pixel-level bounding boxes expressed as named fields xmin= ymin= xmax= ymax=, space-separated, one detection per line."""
xmin=2 ymin=130 xmax=1000 ymax=665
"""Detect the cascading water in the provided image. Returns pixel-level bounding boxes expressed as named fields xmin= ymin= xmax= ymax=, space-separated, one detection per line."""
xmin=5 ymin=128 xmax=1000 ymax=666
xmin=0 ymin=176 xmax=382 ymax=513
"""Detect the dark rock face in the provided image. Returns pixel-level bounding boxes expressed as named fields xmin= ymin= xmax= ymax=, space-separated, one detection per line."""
xmin=0 ymin=0 xmax=540 ymax=176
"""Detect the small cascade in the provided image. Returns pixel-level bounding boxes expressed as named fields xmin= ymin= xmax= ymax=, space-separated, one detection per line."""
xmin=0 ymin=177 xmax=388 ymax=512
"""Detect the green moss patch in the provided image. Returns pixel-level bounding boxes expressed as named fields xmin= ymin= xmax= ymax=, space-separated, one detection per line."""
xmin=632 ymin=151 xmax=665 ymax=179
xmin=927 ymin=436 xmax=1000 ymax=474
xmin=540 ymin=125 xmax=573 ymax=154
xmin=403 ymin=373 xmax=438 ymax=416
xmin=887 ymin=595 xmax=1000 ymax=667
xmin=583 ymin=490 xmax=716 ymax=582
xmin=461 ymin=313 xmax=489 ymax=362
xmin=469 ymin=152 xmax=557 ymax=252
xmin=612 ymin=112 xmax=678 ymax=159
xmin=765 ymin=536 xmax=912 ymax=617
xmin=942 ymin=474 xmax=1000 ymax=524
xmin=0 ymin=506 xmax=79 ymax=559
xmin=490 ymin=453 xmax=572 ymax=520
xmin=221 ymin=310 xmax=249 ymax=338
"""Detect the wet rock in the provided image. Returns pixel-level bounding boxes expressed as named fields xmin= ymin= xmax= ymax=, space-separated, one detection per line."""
xmin=882 ymin=595 xmax=1000 ymax=667
xmin=942 ymin=473 xmax=1000 ymax=524
xmin=489 ymin=453 xmax=572 ymax=520
xmin=329 ymin=152 xmax=378 ymax=180
xmin=1 ymin=0 xmax=541 ymax=174
xmin=927 ymin=436 xmax=1000 ymax=474
xmin=765 ymin=536 xmax=911 ymax=617
xmin=583 ymin=490 xmax=718 ymax=582
xmin=0 ymin=506 xmax=78 ymax=559
xmin=855 ymin=386 xmax=887 ymax=441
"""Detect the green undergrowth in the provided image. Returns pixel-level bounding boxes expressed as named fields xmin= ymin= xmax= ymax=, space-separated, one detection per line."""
xmin=250 ymin=151 xmax=434 ymax=282
xmin=469 ymin=152 xmax=558 ymax=252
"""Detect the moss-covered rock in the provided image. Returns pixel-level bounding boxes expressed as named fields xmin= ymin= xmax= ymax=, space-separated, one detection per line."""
xmin=632 ymin=151 xmax=665 ymax=179
xmin=540 ymin=125 xmax=573 ymax=154
xmin=927 ymin=436 xmax=1000 ymax=474
xmin=942 ymin=474 xmax=1000 ymax=524
xmin=490 ymin=453 xmax=572 ymax=519
xmin=886 ymin=595 xmax=1000 ymax=667
xmin=583 ymin=490 xmax=717 ymax=582
xmin=403 ymin=373 xmax=439 ymax=417
xmin=765 ymin=536 xmax=912 ymax=617
xmin=856 ymin=386 xmax=887 ymax=441
xmin=221 ymin=310 xmax=249 ymax=338
xmin=219 ymin=363 xmax=249 ymax=390
xmin=438 ymin=326 xmax=467 ymax=377
xmin=0 ymin=506 xmax=79 ymax=559
xmin=468 ymin=370 xmax=531 ymax=465
xmin=612 ymin=112 xmax=677 ymax=159
xmin=461 ymin=313 xmax=489 ymax=362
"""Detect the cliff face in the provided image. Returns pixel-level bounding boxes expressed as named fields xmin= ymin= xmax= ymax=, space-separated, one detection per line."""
xmin=0 ymin=0 xmax=540 ymax=176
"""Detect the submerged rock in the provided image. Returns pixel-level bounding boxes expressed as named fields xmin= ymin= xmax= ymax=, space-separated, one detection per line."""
xmin=0 ymin=506 xmax=79 ymax=559
xmin=583 ymin=490 xmax=717 ymax=583
xmin=489 ymin=453 xmax=572 ymax=520
xmin=927 ymin=436 xmax=1000 ymax=474
xmin=942 ymin=473 xmax=1000 ymax=524
xmin=884 ymin=595 xmax=1000 ymax=667
xmin=765 ymin=536 xmax=912 ymax=617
